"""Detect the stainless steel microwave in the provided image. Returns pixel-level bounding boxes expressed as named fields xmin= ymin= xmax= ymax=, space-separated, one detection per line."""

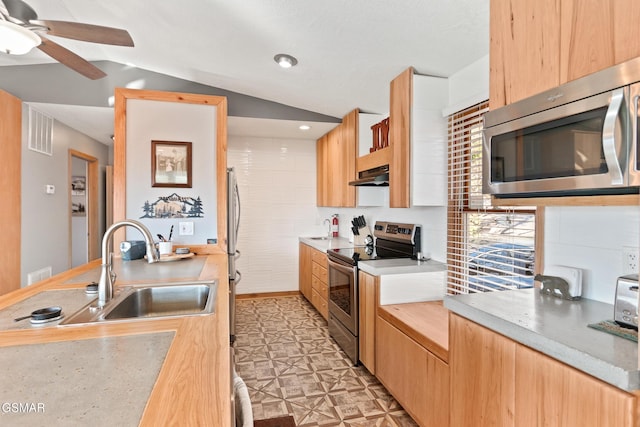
xmin=483 ymin=58 xmax=640 ymax=197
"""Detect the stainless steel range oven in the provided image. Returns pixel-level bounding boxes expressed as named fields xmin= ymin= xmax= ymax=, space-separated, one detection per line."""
xmin=326 ymin=221 xmax=421 ymax=365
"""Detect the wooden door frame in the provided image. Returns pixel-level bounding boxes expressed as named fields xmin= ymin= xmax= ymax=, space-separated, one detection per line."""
xmin=113 ymin=88 xmax=228 ymax=255
xmin=68 ymin=149 xmax=99 ymax=264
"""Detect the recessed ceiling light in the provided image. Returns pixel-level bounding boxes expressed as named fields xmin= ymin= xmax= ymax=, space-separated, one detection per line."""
xmin=274 ymin=53 xmax=298 ymax=69
xmin=299 ymin=125 xmax=311 ymax=131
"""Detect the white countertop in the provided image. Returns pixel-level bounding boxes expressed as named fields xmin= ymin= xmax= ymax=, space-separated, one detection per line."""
xmin=358 ymin=258 xmax=446 ymax=276
xmin=299 ymin=236 xmax=354 ymax=252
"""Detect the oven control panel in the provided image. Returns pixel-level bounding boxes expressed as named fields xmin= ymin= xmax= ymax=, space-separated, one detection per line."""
xmin=373 ymin=221 xmax=420 ymax=244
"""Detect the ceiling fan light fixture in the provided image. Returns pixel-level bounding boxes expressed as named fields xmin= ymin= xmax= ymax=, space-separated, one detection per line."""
xmin=0 ymin=20 xmax=41 ymax=55
xmin=274 ymin=53 xmax=298 ymax=69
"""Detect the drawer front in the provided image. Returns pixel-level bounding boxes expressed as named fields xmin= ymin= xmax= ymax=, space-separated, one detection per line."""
xmin=312 ymin=274 xmax=329 ymax=297
xmin=311 ymin=249 xmax=328 ymax=269
xmin=311 ymin=288 xmax=329 ymax=320
xmin=312 ymin=261 xmax=328 ymax=283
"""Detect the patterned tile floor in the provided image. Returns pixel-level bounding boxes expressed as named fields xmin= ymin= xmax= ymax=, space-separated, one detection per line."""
xmin=235 ymin=296 xmax=419 ymax=427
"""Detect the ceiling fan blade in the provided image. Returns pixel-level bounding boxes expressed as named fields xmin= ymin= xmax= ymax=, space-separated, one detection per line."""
xmin=2 ymin=0 xmax=37 ymax=23
xmin=32 ymin=20 xmax=134 ymax=46
xmin=37 ymin=36 xmax=106 ymax=80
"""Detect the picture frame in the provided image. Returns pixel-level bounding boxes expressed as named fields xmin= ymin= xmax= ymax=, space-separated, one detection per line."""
xmin=71 ymin=176 xmax=86 ymax=196
xmin=151 ymin=141 xmax=192 ymax=188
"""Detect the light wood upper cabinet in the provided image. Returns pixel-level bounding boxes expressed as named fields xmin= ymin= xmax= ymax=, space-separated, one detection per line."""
xmin=389 ymin=68 xmax=412 ymax=208
xmin=316 ymin=109 xmax=357 ymax=207
xmin=316 ymin=134 xmax=329 ymax=206
xmin=388 ymin=68 xmax=448 ymax=208
xmin=490 ymin=0 xmax=640 ymax=109
xmin=490 ymin=0 xmax=561 ymax=109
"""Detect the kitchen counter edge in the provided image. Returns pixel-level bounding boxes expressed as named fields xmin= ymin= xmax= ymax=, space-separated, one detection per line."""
xmin=0 ymin=254 xmax=231 ymax=426
xmin=444 ymin=288 xmax=640 ymax=391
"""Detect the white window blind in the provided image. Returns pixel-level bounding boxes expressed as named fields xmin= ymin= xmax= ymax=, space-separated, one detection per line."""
xmin=447 ymin=101 xmax=536 ymax=295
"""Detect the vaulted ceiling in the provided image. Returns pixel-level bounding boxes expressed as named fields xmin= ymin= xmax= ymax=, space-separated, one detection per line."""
xmin=0 ymin=0 xmax=489 ymax=143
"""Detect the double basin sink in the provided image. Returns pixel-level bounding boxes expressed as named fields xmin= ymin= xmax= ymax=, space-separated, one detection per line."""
xmin=60 ymin=280 xmax=217 ymax=326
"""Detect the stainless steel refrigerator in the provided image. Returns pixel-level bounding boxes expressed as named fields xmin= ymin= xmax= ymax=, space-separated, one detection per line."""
xmin=227 ymin=167 xmax=241 ymax=344
xmin=228 ymin=167 xmax=251 ymax=426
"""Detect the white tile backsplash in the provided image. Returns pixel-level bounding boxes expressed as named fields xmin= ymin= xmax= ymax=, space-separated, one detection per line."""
xmin=544 ymin=205 xmax=640 ymax=303
xmin=229 ymin=135 xmax=449 ymax=295
xmin=229 ymin=136 xmax=320 ymax=295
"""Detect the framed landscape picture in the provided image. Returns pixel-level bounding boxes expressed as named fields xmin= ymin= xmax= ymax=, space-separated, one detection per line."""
xmin=151 ymin=140 xmax=192 ymax=188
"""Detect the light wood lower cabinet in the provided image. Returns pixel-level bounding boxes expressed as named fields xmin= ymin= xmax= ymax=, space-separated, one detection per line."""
xmin=449 ymin=313 xmax=516 ymax=426
xmin=376 ymin=316 xmax=449 ymax=427
xmin=358 ymin=271 xmax=378 ymax=373
xmin=450 ymin=313 xmax=638 ymax=427
xmin=298 ymin=243 xmax=328 ymax=320
xmin=515 ymin=344 xmax=637 ymax=427
xmin=298 ymin=243 xmax=313 ymax=301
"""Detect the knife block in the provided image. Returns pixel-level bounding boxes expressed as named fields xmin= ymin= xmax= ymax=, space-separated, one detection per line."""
xmin=354 ymin=226 xmax=372 ymax=246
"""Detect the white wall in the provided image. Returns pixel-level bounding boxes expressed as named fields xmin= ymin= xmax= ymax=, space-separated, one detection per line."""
xmin=443 ymin=54 xmax=489 ymax=116
xmin=125 ymin=99 xmax=217 ymax=245
xmin=544 ymin=206 xmax=640 ymax=303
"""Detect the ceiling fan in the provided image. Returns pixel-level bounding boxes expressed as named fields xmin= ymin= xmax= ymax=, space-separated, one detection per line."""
xmin=0 ymin=0 xmax=134 ymax=79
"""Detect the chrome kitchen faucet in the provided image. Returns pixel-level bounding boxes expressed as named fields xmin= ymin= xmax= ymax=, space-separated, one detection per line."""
xmin=97 ymin=219 xmax=160 ymax=307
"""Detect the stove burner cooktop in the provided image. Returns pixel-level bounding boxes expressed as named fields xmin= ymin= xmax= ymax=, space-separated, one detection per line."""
xmin=327 ymin=221 xmax=421 ymax=266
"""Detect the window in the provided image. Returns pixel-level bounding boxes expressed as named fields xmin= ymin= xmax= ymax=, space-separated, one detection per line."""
xmin=447 ymin=101 xmax=536 ymax=295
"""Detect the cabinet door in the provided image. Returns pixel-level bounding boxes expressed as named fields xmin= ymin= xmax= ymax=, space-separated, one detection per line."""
xmin=376 ymin=317 xmax=449 ymax=427
xmin=449 ymin=313 xmax=516 ymax=427
xmin=560 ymin=0 xmax=615 ymax=83
xmin=358 ymin=271 xmax=378 ymax=373
xmin=515 ymin=344 xmax=637 ymax=427
xmin=316 ymin=134 xmax=329 ymax=206
xmin=389 ymin=67 xmax=412 ymax=208
xmin=490 ymin=0 xmax=561 ymax=109
xmin=298 ymin=243 xmax=313 ymax=301
xmin=316 ymin=110 xmax=357 ymax=208
xmin=614 ymin=1 xmax=640 ymax=64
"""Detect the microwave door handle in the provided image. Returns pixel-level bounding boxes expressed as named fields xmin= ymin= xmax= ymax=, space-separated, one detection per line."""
xmin=602 ymin=88 xmax=625 ymax=185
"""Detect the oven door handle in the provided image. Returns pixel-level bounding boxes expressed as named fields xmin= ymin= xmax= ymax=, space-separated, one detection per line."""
xmin=602 ymin=87 xmax=625 ymax=186
xmin=327 ymin=258 xmax=356 ymax=276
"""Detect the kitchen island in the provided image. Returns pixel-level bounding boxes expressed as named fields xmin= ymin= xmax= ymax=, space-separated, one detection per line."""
xmin=0 ymin=254 xmax=230 ymax=426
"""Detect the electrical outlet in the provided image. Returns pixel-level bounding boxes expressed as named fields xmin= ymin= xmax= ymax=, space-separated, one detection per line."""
xmin=623 ymin=246 xmax=639 ymax=275
xmin=179 ymin=221 xmax=194 ymax=236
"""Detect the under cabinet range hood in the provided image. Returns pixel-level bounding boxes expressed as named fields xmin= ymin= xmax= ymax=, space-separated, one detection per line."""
xmin=348 ymin=165 xmax=389 ymax=186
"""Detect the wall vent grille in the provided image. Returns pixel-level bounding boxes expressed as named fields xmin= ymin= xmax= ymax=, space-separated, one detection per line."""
xmin=28 ymin=107 xmax=54 ymax=156
xmin=27 ymin=266 xmax=52 ymax=285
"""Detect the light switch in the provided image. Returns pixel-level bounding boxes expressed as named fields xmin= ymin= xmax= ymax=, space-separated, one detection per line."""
xmin=45 ymin=184 xmax=55 ymax=194
xmin=179 ymin=221 xmax=194 ymax=235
